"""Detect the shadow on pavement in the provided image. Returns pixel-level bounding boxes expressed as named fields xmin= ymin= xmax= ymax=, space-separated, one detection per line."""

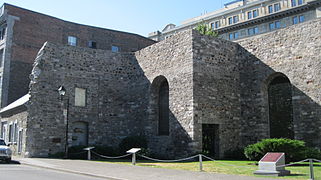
xmin=0 ymin=160 xmax=21 ymax=165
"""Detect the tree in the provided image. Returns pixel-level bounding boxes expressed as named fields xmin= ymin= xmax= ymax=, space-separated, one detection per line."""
xmin=195 ymin=23 xmax=218 ymax=37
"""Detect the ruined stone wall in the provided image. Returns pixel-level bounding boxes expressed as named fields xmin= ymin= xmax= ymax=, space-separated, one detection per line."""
xmin=135 ymin=30 xmax=194 ymax=158
xmin=192 ymin=31 xmax=244 ymax=157
xmin=237 ymin=18 xmax=321 ymax=148
xmin=26 ymin=42 xmax=146 ymax=157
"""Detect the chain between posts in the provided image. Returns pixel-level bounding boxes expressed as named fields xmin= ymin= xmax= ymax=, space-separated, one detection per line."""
xmin=137 ymin=154 xmax=199 ymax=163
xmin=91 ymin=151 xmax=131 ymax=159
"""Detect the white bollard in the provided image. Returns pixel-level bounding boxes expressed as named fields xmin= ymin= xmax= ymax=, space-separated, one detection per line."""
xmin=309 ymin=159 xmax=314 ymax=180
xmin=132 ymin=153 xmax=136 ymax=165
xmin=83 ymin=147 xmax=95 ymax=161
xmin=87 ymin=149 xmax=91 ymax=160
xmin=199 ymin=154 xmax=203 ymax=171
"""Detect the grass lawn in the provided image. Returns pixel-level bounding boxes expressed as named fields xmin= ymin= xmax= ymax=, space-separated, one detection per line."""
xmin=97 ymin=158 xmax=321 ymax=180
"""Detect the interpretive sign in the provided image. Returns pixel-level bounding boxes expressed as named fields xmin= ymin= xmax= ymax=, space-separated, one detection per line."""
xmin=126 ymin=148 xmax=141 ymax=154
xmin=254 ymin=152 xmax=290 ymax=176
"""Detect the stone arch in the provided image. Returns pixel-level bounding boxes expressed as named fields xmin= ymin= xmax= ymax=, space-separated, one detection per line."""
xmin=264 ymin=72 xmax=294 ymax=139
xmin=71 ymin=121 xmax=88 ymax=146
xmin=151 ymin=75 xmax=169 ymax=136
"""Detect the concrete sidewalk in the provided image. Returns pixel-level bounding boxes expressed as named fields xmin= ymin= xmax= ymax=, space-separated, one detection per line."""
xmin=14 ymin=157 xmax=278 ymax=180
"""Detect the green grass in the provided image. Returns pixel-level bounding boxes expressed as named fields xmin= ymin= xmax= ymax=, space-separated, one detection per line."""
xmin=96 ymin=158 xmax=321 ymax=180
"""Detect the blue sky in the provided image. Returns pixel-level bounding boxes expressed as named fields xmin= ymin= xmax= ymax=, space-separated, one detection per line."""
xmin=0 ymin=0 xmax=232 ymax=37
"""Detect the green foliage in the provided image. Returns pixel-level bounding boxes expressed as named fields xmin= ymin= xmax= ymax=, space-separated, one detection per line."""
xmin=244 ymin=138 xmax=321 ymax=162
xmin=118 ymin=136 xmax=148 ymax=154
xmin=195 ymin=23 xmax=218 ymax=37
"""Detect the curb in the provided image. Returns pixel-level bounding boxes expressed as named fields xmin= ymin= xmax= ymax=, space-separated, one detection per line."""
xmin=19 ymin=160 xmax=126 ymax=180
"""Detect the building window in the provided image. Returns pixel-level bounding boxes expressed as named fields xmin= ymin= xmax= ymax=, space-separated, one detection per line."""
xmin=211 ymin=21 xmax=220 ymax=30
xmin=233 ymin=16 xmax=239 ymax=23
xmin=248 ymin=27 xmax=259 ymax=36
xmin=75 ymin=87 xmax=86 ymax=107
xmin=248 ymin=28 xmax=254 ymax=36
xmin=268 ymin=5 xmax=273 ymax=14
xmin=291 ymin=0 xmax=297 ymax=7
xmin=215 ymin=21 xmax=220 ymax=29
xmin=228 ymin=17 xmax=233 ymax=25
xmin=229 ymin=33 xmax=234 ymax=40
xmin=0 ymin=122 xmax=6 ymax=139
xmin=111 ymin=45 xmax=119 ymax=52
xmin=88 ymin=41 xmax=97 ymax=49
xmin=68 ymin=36 xmax=77 ymax=46
xmin=274 ymin=3 xmax=280 ymax=12
xmin=299 ymin=15 xmax=305 ymax=23
xmin=269 ymin=21 xmax=281 ymax=30
xmin=298 ymin=0 xmax=303 ymax=5
xmin=293 ymin=16 xmax=299 ymax=24
xmin=253 ymin=10 xmax=258 ymax=18
xmin=211 ymin=23 xmax=215 ymax=30
xmin=248 ymin=11 xmax=252 ymax=19
xmin=13 ymin=123 xmax=17 ymax=143
xmin=269 ymin=23 xmax=275 ymax=30
xmin=275 ymin=21 xmax=281 ymax=28
xmin=0 ymin=27 xmax=6 ymax=40
xmin=234 ymin=32 xmax=239 ymax=39
xmin=8 ymin=124 xmax=13 ymax=143
xmin=0 ymin=49 xmax=3 ymax=67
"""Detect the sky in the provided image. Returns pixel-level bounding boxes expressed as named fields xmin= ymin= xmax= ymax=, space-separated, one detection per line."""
xmin=0 ymin=0 xmax=232 ymax=37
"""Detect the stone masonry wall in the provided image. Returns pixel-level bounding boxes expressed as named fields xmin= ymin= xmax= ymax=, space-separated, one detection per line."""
xmin=237 ymin=18 xmax=321 ymax=148
xmin=135 ymin=30 xmax=195 ymax=158
xmin=192 ymin=31 xmax=243 ymax=157
xmin=0 ymin=108 xmax=28 ymax=157
xmin=26 ymin=42 xmax=146 ymax=157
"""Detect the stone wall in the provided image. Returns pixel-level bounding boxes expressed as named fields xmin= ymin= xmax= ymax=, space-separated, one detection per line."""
xmin=135 ymin=30 xmax=195 ymax=158
xmin=0 ymin=108 xmax=28 ymax=157
xmin=192 ymin=31 xmax=244 ymax=157
xmin=237 ymin=18 xmax=321 ymax=148
xmin=27 ymin=42 xmax=146 ymax=157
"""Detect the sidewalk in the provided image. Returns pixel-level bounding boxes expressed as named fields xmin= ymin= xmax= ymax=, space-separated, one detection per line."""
xmin=14 ymin=157 xmax=278 ymax=180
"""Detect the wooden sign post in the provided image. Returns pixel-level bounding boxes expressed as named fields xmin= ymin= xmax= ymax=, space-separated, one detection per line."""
xmin=254 ymin=152 xmax=290 ymax=176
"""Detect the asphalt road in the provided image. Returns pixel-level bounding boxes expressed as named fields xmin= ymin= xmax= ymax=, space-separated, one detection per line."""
xmin=0 ymin=163 xmax=109 ymax=180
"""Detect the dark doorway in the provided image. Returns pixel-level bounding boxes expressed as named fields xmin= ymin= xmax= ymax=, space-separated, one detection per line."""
xmin=202 ymin=124 xmax=219 ymax=158
xmin=268 ymin=75 xmax=294 ymax=139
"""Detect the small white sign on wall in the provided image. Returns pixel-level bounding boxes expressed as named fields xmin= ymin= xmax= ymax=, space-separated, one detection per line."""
xmin=75 ymin=88 xmax=86 ymax=107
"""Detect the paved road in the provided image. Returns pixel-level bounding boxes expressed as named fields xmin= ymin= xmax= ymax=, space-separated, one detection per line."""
xmin=0 ymin=164 xmax=107 ymax=180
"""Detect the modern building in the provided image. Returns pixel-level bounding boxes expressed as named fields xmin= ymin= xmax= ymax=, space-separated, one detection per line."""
xmin=149 ymin=0 xmax=321 ymax=41
xmin=0 ymin=3 xmax=320 ymax=159
xmin=0 ymin=3 xmax=155 ymax=108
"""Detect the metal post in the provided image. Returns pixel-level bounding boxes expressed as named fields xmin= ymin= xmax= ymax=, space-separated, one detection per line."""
xmin=199 ymin=154 xmax=203 ymax=171
xmin=64 ymin=98 xmax=69 ymax=159
xmin=132 ymin=153 xmax=136 ymax=165
xmin=87 ymin=149 xmax=91 ymax=160
xmin=309 ymin=159 xmax=314 ymax=180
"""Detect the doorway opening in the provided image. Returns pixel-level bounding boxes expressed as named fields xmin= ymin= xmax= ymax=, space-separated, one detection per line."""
xmin=202 ymin=124 xmax=219 ymax=158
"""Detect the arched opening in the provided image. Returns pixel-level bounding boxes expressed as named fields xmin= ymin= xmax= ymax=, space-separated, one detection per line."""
xmin=268 ymin=74 xmax=294 ymax=139
xmin=71 ymin=121 xmax=88 ymax=146
xmin=151 ymin=76 xmax=169 ymax=136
